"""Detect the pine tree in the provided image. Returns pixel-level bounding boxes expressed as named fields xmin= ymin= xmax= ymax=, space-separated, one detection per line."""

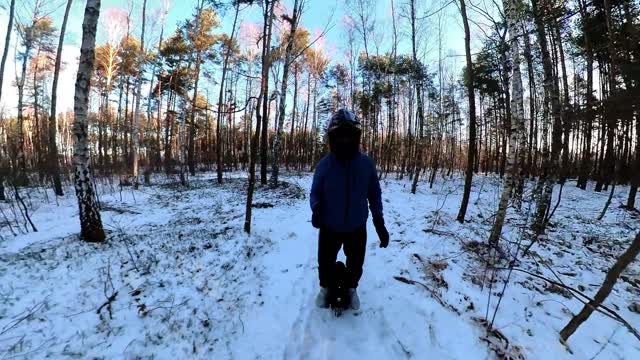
xmin=216 ymin=1 xmax=241 ymax=184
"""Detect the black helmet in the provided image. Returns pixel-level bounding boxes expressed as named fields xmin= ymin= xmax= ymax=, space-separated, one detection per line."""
xmin=327 ymin=109 xmax=361 ymax=135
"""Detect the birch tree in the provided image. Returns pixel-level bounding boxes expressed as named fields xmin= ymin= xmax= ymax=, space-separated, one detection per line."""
xmin=72 ymin=0 xmax=106 ymax=242
xmin=488 ymin=0 xmax=526 ymax=246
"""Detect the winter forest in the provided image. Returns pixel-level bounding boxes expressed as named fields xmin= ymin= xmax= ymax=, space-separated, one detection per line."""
xmin=0 ymin=0 xmax=639 ymax=358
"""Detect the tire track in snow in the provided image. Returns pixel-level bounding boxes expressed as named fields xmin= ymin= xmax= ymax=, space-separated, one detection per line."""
xmin=282 ymin=223 xmax=409 ymax=358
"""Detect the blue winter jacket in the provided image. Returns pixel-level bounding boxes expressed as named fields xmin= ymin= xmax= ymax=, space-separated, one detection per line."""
xmin=310 ymin=152 xmax=384 ymax=233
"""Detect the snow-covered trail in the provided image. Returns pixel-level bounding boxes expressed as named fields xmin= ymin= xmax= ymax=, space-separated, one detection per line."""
xmin=233 ymin=177 xmax=485 ymax=360
xmin=2 ymin=173 xmax=639 ymax=359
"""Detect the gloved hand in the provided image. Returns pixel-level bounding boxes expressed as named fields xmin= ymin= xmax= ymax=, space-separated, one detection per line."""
xmin=373 ymin=217 xmax=389 ymax=248
xmin=312 ymin=210 xmax=322 ymax=229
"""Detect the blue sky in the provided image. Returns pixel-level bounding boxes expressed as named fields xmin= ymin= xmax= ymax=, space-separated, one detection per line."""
xmin=0 ymin=0 xmax=477 ymax=115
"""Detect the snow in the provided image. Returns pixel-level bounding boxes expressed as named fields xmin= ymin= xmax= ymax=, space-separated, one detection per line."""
xmin=1 ymin=172 xmax=639 ymax=359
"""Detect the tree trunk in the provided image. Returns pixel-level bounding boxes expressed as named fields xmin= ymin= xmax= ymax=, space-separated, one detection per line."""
xmin=245 ymin=0 xmax=275 ymax=233
xmin=288 ymin=64 xmax=299 ymax=170
xmin=216 ymin=2 xmax=240 ymax=184
xmin=410 ymin=0 xmax=426 ymax=141
xmin=189 ymin=53 xmax=203 ymax=177
xmin=33 ymin=49 xmax=43 ymax=181
xmin=271 ymin=0 xmax=302 ymax=187
xmin=499 ymin=34 xmax=512 ymax=180
xmin=131 ymin=0 xmax=147 ymax=187
xmin=628 ymin=111 xmax=639 ymax=209
xmin=123 ymin=77 xmax=131 ymax=165
xmin=259 ymin=5 xmax=276 ymax=186
xmin=0 ymin=0 xmax=12 ymax=197
xmin=456 ymin=0 xmax=477 ymax=224
xmin=554 ymin=18 xmax=571 ymax=184
xmin=531 ymin=0 xmax=563 ymax=235
xmin=73 ymin=0 xmax=105 ymax=242
xmin=0 ymin=0 xmax=15 ymax=104
xmin=523 ymin=29 xmax=536 ymax=179
xmin=560 ymin=231 xmax=640 ymax=341
xmin=576 ymin=0 xmax=594 ymax=190
xmin=489 ymin=0 xmax=526 ymax=246
xmin=148 ymin=16 xmax=165 ymax=170
xmin=48 ymin=0 xmax=73 ymax=196
xmin=16 ymin=30 xmax=32 ymax=186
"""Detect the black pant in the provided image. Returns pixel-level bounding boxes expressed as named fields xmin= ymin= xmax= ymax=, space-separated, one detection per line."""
xmin=318 ymin=226 xmax=367 ymax=289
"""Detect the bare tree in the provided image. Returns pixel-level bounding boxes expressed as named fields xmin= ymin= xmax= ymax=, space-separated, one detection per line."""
xmin=131 ymin=0 xmax=148 ymax=188
xmin=48 ymin=0 xmax=73 ymax=197
xmin=146 ymin=0 xmax=171 ymax=171
xmin=0 ymin=0 xmax=16 ymax=103
xmin=271 ymin=0 xmax=305 ymax=187
xmin=259 ymin=0 xmax=281 ymax=186
xmin=0 ymin=0 xmax=16 ymax=198
xmin=15 ymin=0 xmax=47 ymax=185
xmin=488 ymin=0 xmax=526 ymax=246
xmin=72 ymin=0 xmax=106 ymax=242
xmin=531 ymin=0 xmax=563 ymax=235
xmin=456 ymin=0 xmax=477 ymax=224
xmin=576 ymin=0 xmax=594 ymax=191
xmin=216 ymin=1 xmax=241 ymax=184
xmin=408 ymin=0 xmax=426 ymax=140
xmin=245 ymin=0 xmax=276 ymax=233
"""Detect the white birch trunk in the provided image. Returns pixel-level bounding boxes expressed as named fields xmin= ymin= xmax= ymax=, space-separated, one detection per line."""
xmin=488 ymin=0 xmax=526 ymax=245
xmin=73 ymin=0 xmax=105 ymax=242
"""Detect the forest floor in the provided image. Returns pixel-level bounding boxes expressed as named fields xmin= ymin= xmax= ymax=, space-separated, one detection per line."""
xmin=1 ymin=171 xmax=639 ymax=359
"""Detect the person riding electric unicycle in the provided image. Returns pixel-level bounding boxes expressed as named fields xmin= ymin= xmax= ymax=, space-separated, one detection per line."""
xmin=310 ymin=109 xmax=390 ymax=311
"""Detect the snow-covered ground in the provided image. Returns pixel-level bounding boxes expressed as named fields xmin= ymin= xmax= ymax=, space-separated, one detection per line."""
xmin=1 ymin=171 xmax=639 ymax=359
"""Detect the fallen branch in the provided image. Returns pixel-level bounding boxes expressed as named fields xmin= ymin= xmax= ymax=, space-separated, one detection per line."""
xmin=393 ymin=275 xmax=459 ymax=315
xmin=96 ymin=291 xmax=119 ymax=319
xmin=560 ymin=231 xmax=640 ymax=342
xmin=495 ymin=266 xmax=640 ymax=342
xmin=97 ymin=258 xmax=118 ymax=320
xmin=545 ymin=182 xmax=564 ymax=224
xmin=0 ymin=204 xmax=17 ymax=236
xmin=1 ymin=300 xmax=47 ymax=336
xmin=13 ymin=186 xmax=37 ymax=232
